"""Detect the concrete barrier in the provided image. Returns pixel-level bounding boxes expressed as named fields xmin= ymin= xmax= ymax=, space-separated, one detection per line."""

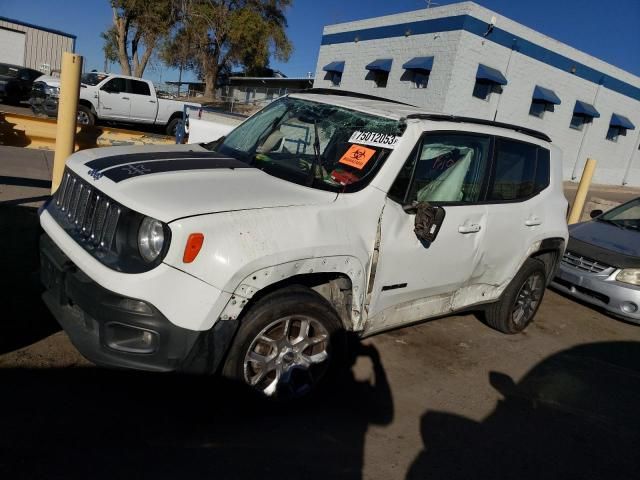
xmin=0 ymin=111 xmax=175 ymax=151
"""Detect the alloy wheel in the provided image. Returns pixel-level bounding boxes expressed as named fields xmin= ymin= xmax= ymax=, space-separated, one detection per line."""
xmin=243 ymin=315 xmax=330 ymax=398
xmin=512 ymin=272 xmax=544 ymax=326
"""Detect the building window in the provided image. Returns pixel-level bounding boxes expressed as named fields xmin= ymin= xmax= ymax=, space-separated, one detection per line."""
xmin=365 ymin=59 xmax=392 ymax=89
xmin=330 ymin=71 xmax=342 ymax=87
xmin=372 ymin=70 xmax=389 ymax=88
xmin=322 ymin=61 xmax=345 ymax=88
xmin=473 ymin=64 xmax=507 ymax=101
xmin=529 ymin=101 xmax=546 ymax=118
xmin=606 ymin=126 xmax=623 ymax=142
xmin=413 ymin=71 xmax=429 ymax=89
xmin=606 ymin=114 xmax=635 ymax=142
xmin=473 ymin=81 xmax=494 ymax=100
xmin=570 ymin=114 xmax=586 ymax=131
xmin=529 ymin=86 xmax=560 ymax=119
xmin=402 ymin=57 xmax=434 ymax=90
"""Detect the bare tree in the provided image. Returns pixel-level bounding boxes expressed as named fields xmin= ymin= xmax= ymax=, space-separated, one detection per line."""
xmin=104 ymin=0 xmax=178 ymax=77
xmin=162 ymin=0 xmax=293 ymax=98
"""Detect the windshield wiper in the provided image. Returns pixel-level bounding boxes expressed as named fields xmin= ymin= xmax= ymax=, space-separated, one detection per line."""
xmin=306 ymin=120 xmax=322 ymax=187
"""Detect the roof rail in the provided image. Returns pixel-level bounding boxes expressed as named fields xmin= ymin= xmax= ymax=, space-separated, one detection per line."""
xmin=405 ymin=113 xmax=551 ymax=142
xmin=298 ymin=88 xmax=416 ymax=106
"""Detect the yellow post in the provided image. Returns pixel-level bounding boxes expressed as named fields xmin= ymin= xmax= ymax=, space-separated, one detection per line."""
xmin=568 ymin=158 xmax=597 ymax=225
xmin=51 ymin=52 xmax=83 ymax=193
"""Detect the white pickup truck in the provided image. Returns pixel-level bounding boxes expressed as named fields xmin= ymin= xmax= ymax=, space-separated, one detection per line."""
xmin=31 ymin=72 xmax=200 ymax=136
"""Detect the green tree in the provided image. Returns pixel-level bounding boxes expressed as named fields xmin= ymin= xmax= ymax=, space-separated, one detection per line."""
xmin=164 ymin=0 xmax=293 ymax=98
xmin=104 ymin=0 xmax=179 ymax=77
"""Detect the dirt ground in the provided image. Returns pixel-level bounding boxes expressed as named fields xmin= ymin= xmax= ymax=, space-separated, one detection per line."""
xmin=1 ymin=203 xmax=639 ymax=480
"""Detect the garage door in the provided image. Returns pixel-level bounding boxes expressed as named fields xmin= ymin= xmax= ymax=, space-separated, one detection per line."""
xmin=0 ymin=27 xmax=26 ymax=66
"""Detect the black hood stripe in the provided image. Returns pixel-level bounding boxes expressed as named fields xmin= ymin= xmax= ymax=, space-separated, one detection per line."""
xmin=85 ymin=150 xmax=238 ymax=172
xmin=102 ymin=157 xmax=251 ymax=183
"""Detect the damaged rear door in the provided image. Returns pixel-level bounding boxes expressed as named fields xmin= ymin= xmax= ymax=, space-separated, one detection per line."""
xmin=364 ymin=132 xmax=492 ymax=333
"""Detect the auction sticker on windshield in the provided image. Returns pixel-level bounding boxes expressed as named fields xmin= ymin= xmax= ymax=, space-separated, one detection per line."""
xmin=348 ymin=131 xmax=399 ymax=149
xmin=339 ymin=145 xmax=377 ymax=170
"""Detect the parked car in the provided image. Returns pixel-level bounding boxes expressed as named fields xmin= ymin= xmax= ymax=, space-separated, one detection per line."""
xmin=39 ymin=90 xmax=568 ymax=399
xmin=0 ymin=63 xmax=43 ymax=104
xmin=552 ymin=197 xmax=640 ymax=323
xmin=30 ymin=72 xmax=199 ymax=135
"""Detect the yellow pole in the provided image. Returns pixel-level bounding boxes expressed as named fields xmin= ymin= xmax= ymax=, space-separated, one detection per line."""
xmin=51 ymin=52 xmax=83 ymax=193
xmin=568 ymin=158 xmax=597 ymax=225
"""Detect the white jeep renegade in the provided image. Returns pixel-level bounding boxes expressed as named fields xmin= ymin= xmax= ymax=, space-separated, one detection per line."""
xmin=40 ymin=91 xmax=568 ymax=398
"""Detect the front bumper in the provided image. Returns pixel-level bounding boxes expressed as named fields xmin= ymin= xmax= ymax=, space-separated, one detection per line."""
xmin=551 ymin=263 xmax=640 ymax=324
xmin=40 ymin=233 xmax=238 ymax=373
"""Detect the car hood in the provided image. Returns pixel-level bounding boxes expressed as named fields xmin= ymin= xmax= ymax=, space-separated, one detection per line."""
xmin=569 ymin=220 xmax=640 ymax=257
xmin=34 ymin=75 xmax=60 ymax=86
xmin=65 ymin=144 xmax=337 ymax=222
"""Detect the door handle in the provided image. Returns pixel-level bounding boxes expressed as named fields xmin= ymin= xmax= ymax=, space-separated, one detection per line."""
xmin=149 ymin=100 xmax=156 ymax=103
xmin=525 ymin=216 xmax=542 ymax=226
xmin=458 ymin=223 xmax=481 ymax=234
xmin=121 ymin=96 xmax=130 ymax=100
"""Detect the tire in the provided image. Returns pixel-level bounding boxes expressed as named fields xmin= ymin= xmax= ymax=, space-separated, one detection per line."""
xmin=223 ymin=285 xmax=345 ymax=400
xmin=166 ymin=117 xmax=181 ymax=136
xmin=484 ymin=258 xmax=547 ymax=334
xmin=77 ymin=105 xmax=95 ymax=126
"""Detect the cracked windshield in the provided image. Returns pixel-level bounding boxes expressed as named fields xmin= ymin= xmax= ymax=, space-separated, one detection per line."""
xmin=209 ymin=97 xmax=405 ymax=191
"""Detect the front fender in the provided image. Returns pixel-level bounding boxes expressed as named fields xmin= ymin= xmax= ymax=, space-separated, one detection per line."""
xmin=163 ymin=192 xmax=386 ymax=330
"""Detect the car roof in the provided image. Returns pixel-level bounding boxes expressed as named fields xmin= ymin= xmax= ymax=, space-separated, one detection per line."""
xmin=0 ymin=63 xmax=37 ymax=72
xmin=85 ymin=72 xmax=150 ymax=82
xmin=290 ymin=89 xmax=551 ymax=143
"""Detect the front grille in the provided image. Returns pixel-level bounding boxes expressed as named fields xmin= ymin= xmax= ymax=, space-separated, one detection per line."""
xmin=561 ymin=250 xmax=611 ymax=274
xmin=52 ymin=169 xmax=122 ymax=253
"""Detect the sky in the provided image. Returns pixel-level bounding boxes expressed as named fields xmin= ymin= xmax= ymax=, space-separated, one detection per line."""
xmin=1 ymin=0 xmax=639 ymax=84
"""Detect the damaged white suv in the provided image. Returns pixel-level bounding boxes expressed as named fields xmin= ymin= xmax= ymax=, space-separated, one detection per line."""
xmin=40 ymin=91 xmax=568 ymax=398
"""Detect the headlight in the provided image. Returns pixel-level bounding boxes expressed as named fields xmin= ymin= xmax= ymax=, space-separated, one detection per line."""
xmin=616 ymin=269 xmax=640 ymax=286
xmin=138 ymin=217 xmax=165 ymax=263
xmin=44 ymin=85 xmax=60 ymax=97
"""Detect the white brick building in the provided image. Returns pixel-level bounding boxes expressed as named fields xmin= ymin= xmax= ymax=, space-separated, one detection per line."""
xmin=314 ymin=2 xmax=640 ymax=187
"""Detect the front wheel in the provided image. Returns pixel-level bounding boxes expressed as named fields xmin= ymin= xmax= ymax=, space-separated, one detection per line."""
xmin=223 ymin=286 xmax=344 ymax=400
xmin=484 ymin=258 xmax=547 ymax=334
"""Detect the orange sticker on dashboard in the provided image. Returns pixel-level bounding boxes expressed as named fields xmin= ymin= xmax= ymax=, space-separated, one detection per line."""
xmin=338 ymin=145 xmax=376 ymax=170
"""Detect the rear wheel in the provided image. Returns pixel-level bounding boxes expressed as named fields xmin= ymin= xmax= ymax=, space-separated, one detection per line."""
xmin=485 ymin=258 xmax=546 ymax=334
xmin=77 ymin=105 xmax=95 ymax=126
xmin=166 ymin=117 xmax=182 ymax=136
xmin=223 ymin=286 xmax=344 ymax=400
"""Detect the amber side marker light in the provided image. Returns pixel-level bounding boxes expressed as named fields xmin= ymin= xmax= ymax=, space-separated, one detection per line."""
xmin=183 ymin=233 xmax=204 ymax=263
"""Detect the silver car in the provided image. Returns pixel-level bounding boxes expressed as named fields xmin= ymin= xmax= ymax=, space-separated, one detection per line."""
xmin=552 ymin=197 xmax=640 ymax=323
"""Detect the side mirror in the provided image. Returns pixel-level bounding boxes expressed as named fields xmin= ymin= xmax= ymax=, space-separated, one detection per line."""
xmin=590 ymin=209 xmax=603 ymax=219
xmin=404 ymin=201 xmax=446 ymax=244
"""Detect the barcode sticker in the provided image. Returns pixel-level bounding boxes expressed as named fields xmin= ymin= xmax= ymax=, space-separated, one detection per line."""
xmin=348 ymin=131 xmax=400 ymax=149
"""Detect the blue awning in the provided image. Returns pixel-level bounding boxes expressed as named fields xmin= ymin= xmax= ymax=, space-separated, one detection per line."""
xmin=610 ymin=113 xmax=635 ymax=130
xmin=476 ymin=64 xmax=508 ymax=85
xmin=532 ymin=86 xmax=561 ymax=105
xmin=366 ymin=59 xmax=393 ymax=72
xmin=323 ymin=61 xmax=345 ymax=73
xmin=573 ymin=101 xmax=600 ymax=118
xmin=402 ymin=56 xmax=434 ymax=72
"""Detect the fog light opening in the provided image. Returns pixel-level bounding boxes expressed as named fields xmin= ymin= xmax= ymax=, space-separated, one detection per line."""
xmin=620 ymin=302 xmax=638 ymax=314
xmin=105 ymin=323 xmax=159 ymax=354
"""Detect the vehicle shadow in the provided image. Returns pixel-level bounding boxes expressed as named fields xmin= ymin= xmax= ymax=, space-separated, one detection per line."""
xmin=0 ymin=204 xmax=60 ymax=353
xmin=0 ymin=341 xmax=393 ymax=480
xmin=406 ymin=341 xmax=640 ymax=480
xmin=0 ymin=112 xmax=31 ymax=147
